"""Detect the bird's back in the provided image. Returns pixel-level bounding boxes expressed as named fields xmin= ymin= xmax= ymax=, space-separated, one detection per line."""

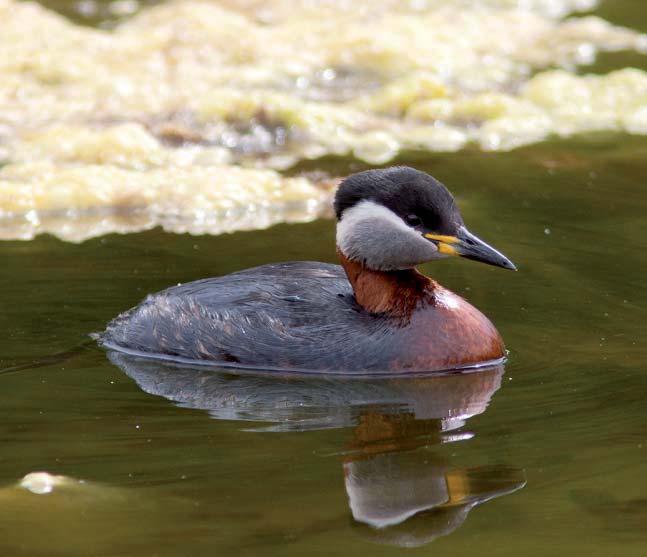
xmin=101 ymin=262 xmax=393 ymax=372
xmin=100 ymin=262 xmax=504 ymax=373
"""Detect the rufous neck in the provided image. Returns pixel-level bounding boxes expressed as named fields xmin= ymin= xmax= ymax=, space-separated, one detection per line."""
xmin=337 ymin=250 xmax=435 ymax=316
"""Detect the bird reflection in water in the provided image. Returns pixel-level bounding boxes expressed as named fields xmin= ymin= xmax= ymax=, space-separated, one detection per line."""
xmin=107 ymin=352 xmax=525 ymax=547
xmin=345 ymin=411 xmax=524 ymax=547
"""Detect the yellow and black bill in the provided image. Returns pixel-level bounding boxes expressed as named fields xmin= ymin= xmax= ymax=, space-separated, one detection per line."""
xmin=425 ymin=227 xmax=516 ymax=270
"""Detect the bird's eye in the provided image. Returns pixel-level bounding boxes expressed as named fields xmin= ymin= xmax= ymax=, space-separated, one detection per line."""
xmin=405 ymin=214 xmax=422 ymax=227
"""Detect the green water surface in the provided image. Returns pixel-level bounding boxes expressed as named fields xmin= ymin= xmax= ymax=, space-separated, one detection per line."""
xmin=3 ymin=0 xmax=647 ymax=554
xmin=2 ymin=135 xmax=647 ymax=555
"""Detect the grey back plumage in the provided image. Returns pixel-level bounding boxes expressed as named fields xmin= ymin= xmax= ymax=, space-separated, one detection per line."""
xmin=101 ymin=262 xmax=406 ymax=372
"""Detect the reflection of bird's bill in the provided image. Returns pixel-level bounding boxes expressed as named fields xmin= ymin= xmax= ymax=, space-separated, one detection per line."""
xmin=443 ymin=466 xmax=527 ymax=507
xmin=425 ymin=226 xmax=516 ymax=270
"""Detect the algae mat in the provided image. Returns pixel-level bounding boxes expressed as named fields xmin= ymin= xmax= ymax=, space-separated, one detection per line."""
xmin=1 ymin=0 xmax=646 ymax=241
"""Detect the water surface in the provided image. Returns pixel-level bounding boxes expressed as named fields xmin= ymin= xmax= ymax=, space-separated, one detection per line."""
xmin=2 ymin=139 xmax=646 ymax=555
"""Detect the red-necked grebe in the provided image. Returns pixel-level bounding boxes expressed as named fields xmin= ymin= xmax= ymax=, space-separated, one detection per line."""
xmin=99 ymin=166 xmax=516 ymax=373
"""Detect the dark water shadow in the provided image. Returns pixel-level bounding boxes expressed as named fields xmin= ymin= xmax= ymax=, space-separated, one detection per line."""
xmin=108 ymin=351 xmax=525 ymax=547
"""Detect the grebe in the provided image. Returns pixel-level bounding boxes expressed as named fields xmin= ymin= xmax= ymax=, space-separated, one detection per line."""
xmin=99 ymin=166 xmax=516 ymax=373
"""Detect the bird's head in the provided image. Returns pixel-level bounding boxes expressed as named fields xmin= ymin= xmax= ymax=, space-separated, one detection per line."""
xmin=334 ymin=166 xmax=516 ymax=272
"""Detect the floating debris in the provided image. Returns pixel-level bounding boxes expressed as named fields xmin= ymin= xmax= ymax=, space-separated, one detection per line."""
xmin=18 ymin=471 xmax=78 ymax=495
xmin=0 ymin=472 xmax=199 ymax=554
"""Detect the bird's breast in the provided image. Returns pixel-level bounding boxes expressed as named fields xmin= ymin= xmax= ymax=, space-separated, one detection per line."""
xmin=385 ymin=285 xmax=505 ymax=372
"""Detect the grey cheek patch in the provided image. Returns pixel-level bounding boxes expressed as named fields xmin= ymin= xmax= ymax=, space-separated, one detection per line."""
xmin=336 ymin=200 xmax=441 ymax=270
